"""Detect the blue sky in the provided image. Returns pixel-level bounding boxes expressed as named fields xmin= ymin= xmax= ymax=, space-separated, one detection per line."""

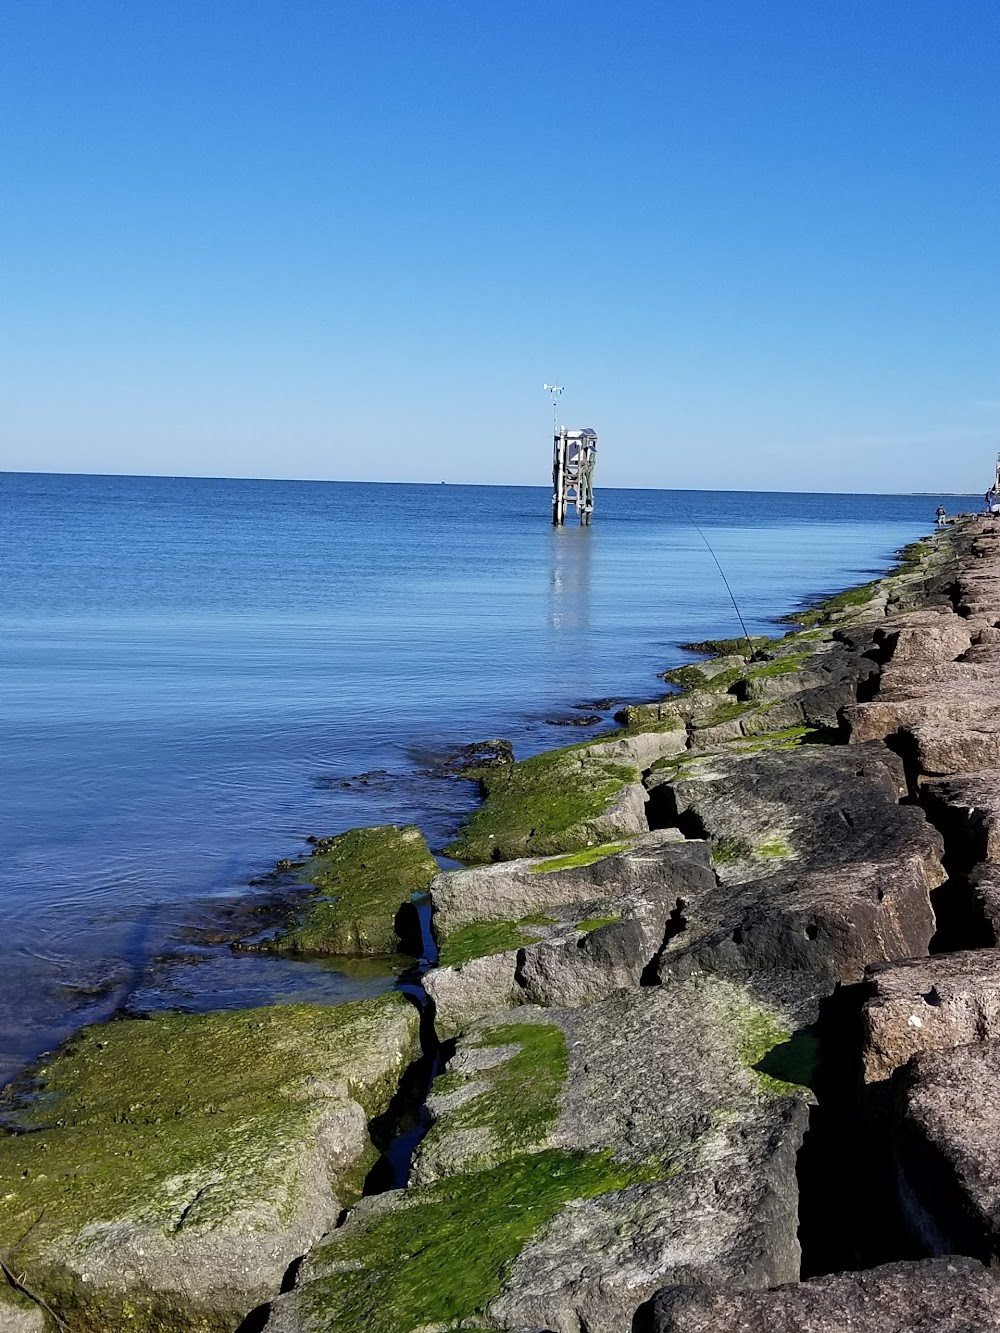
xmin=1 ymin=1 xmax=996 ymax=491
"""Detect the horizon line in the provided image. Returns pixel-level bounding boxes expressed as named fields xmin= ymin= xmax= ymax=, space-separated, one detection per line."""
xmin=0 ymin=468 xmax=981 ymax=500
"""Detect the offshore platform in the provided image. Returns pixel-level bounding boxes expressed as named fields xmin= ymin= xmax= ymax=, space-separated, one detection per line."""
xmin=545 ymin=384 xmax=597 ymax=526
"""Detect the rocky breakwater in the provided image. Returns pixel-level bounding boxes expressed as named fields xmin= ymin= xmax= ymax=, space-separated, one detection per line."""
xmin=12 ymin=518 xmax=1000 ymax=1332
xmin=258 ymin=518 xmax=991 ymax=1333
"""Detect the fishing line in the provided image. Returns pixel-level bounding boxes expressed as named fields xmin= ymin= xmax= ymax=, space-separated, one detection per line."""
xmin=689 ymin=520 xmax=756 ymax=660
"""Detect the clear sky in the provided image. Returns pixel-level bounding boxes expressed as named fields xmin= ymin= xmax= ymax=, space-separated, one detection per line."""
xmin=1 ymin=1 xmax=996 ymax=491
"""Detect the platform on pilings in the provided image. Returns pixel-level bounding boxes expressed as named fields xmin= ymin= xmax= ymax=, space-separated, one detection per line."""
xmin=552 ymin=427 xmax=597 ymax=526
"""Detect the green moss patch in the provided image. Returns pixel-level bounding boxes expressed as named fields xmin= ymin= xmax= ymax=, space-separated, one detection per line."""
xmin=789 ymin=580 xmax=879 ymax=627
xmin=729 ymin=1003 xmax=817 ymax=1097
xmin=744 ymin=653 xmax=809 ymax=679
xmin=754 ymin=836 xmax=792 ymax=858
xmin=661 ymin=664 xmax=743 ymax=694
xmin=731 ymin=725 xmax=817 ymax=752
xmin=0 ymin=995 xmax=417 ymax=1331
xmin=710 ymin=835 xmax=754 ymax=865
xmin=436 ymin=916 xmax=554 ymax=968
xmin=294 ymin=1149 xmax=660 ymax=1333
xmin=574 ymin=913 xmax=621 ymax=932
xmin=529 ymin=841 xmax=630 ymax=874
xmin=263 ymin=824 xmax=438 ymax=956
xmin=679 ymin=636 xmax=771 ymax=655
xmin=444 ymin=747 xmax=640 ymax=865
xmin=754 ymin=1031 xmax=822 ymax=1093
xmin=697 ymin=700 xmax=755 ymax=729
xmin=427 ymin=1022 xmax=567 ymax=1162
xmin=894 ymin=536 xmax=938 ymax=572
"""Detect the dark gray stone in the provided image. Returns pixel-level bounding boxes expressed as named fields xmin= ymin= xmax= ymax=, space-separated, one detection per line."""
xmin=650 ymin=1257 xmax=1000 ymax=1332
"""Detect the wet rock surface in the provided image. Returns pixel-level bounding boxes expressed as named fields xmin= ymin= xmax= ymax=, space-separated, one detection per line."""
xmin=429 ymin=738 xmax=514 ymax=774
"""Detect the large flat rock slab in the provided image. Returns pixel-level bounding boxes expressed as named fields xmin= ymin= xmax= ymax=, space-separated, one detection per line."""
xmin=0 ymin=995 xmax=420 ymax=1332
xmin=268 ymin=980 xmax=811 ymax=1333
xmin=862 ymin=951 xmax=1000 ymax=1083
xmin=650 ymin=1257 xmax=1000 ymax=1332
xmin=429 ymin=830 xmax=707 ymax=934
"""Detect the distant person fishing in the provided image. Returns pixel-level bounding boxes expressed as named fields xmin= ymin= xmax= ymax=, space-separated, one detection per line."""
xmin=985 ymin=452 xmax=1000 ymax=515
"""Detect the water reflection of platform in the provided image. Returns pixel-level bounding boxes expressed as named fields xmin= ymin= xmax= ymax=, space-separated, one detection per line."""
xmin=548 ymin=523 xmax=593 ymax=634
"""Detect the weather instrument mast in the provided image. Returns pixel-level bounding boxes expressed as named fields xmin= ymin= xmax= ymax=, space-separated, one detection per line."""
xmin=545 ymin=384 xmax=598 ymax=526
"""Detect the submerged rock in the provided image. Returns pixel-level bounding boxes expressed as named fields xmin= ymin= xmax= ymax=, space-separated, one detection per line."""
xmin=650 ymin=1256 xmax=1000 ymax=1332
xmin=430 ymin=738 xmax=514 ymax=775
xmin=267 ymin=979 xmax=810 ymax=1333
xmin=254 ymin=824 xmax=438 ymax=956
xmin=0 ymin=994 xmax=419 ymax=1332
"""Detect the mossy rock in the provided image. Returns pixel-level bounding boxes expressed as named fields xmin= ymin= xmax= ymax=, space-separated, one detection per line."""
xmin=417 ymin=1022 xmax=569 ymax=1178
xmin=679 ymin=635 xmax=771 ymax=655
xmin=264 ymin=824 xmax=438 ymax=956
xmin=270 ymin=982 xmax=811 ymax=1333
xmin=270 ymin=1149 xmax=654 ymax=1333
xmin=660 ymin=663 xmax=744 ymax=694
xmin=0 ymin=995 xmax=419 ymax=1332
xmin=0 ymin=1288 xmax=46 ymax=1332
xmin=435 ymin=915 xmax=555 ymax=968
xmin=444 ymin=746 xmax=643 ymax=865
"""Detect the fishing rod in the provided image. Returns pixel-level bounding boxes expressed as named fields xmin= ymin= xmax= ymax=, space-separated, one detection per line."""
xmin=689 ymin=520 xmax=760 ymax=661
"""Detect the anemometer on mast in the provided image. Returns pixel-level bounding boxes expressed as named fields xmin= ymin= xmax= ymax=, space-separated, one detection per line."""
xmin=543 ymin=384 xmax=564 ymax=434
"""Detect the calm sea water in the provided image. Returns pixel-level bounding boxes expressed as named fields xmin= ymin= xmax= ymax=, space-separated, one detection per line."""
xmin=0 ymin=473 xmax=972 ymax=1085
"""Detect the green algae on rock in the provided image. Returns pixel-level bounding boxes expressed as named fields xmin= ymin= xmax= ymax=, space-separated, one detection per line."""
xmin=0 ymin=994 xmax=419 ymax=1333
xmin=263 ymin=824 xmax=438 ymax=956
xmin=269 ymin=1150 xmax=656 ymax=1333
xmin=418 ymin=1022 xmax=569 ymax=1175
xmin=573 ymin=912 xmax=622 ymax=932
xmin=444 ymin=744 xmax=645 ymax=864
xmin=269 ymin=981 xmax=811 ymax=1333
xmin=528 ymin=840 xmax=631 ymax=874
xmin=435 ymin=915 xmax=555 ymax=968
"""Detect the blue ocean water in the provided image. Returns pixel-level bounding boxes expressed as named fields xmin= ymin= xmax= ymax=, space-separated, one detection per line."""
xmin=0 ymin=473 xmax=972 ymax=1085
